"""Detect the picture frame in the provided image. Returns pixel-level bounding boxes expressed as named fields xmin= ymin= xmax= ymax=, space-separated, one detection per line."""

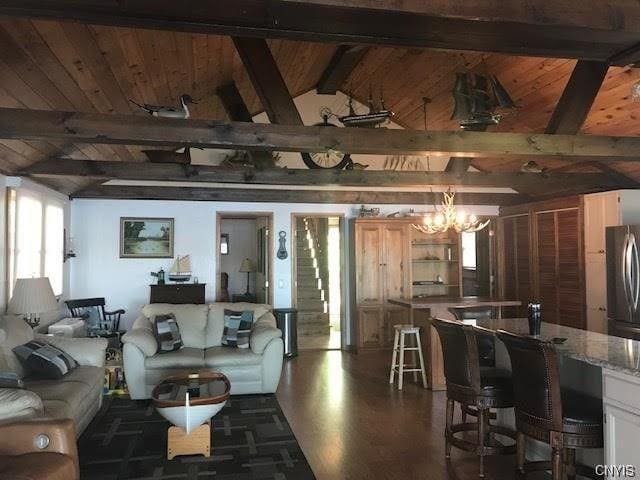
xmin=220 ymin=233 xmax=229 ymax=255
xmin=120 ymin=217 xmax=174 ymax=258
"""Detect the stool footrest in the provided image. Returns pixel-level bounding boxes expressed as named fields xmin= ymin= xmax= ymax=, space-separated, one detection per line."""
xmin=392 ymin=367 xmax=423 ymax=372
xmin=393 ymin=347 xmax=420 ymax=351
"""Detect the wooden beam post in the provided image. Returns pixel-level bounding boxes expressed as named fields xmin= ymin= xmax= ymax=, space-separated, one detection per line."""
xmin=71 ymin=183 xmax=526 ymax=205
xmin=544 ymin=59 xmax=637 ymax=186
xmin=232 ymin=37 xmax=302 ymax=125
xmin=4 ymin=108 xmax=640 ymax=160
xmin=22 ymin=158 xmax=627 ymax=195
xmin=215 ymin=81 xmax=275 ymax=168
xmin=316 ymin=45 xmax=369 ymax=95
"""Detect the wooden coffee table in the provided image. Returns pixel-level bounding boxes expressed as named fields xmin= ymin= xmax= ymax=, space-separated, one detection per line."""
xmin=151 ymin=371 xmax=230 ymax=460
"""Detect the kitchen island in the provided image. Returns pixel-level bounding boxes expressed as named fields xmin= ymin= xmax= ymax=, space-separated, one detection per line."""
xmin=476 ymin=318 xmax=640 ymax=467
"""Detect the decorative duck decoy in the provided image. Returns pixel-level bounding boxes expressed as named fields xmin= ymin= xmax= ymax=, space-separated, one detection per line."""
xmin=130 ymin=94 xmax=197 ymax=119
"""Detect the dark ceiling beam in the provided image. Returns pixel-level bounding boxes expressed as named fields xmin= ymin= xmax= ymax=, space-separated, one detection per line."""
xmin=6 ymin=108 xmax=640 ymax=160
xmin=316 ymin=45 xmax=369 ymax=95
xmin=22 ymin=158 xmax=628 ymax=195
xmin=543 ymin=59 xmax=637 ymax=187
xmin=232 ymin=37 xmax=302 ymax=125
xmin=71 ymin=183 xmax=526 ymax=205
xmin=545 ymin=60 xmax=610 ymax=136
xmin=215 ymin=81 xmax=274 ymax=168
xmin=2 ymin=1 xmax=640 ymax=62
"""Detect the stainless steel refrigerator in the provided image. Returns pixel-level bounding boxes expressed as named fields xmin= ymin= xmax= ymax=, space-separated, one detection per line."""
xmin=606 ymin=225 xmax=640 ymax=340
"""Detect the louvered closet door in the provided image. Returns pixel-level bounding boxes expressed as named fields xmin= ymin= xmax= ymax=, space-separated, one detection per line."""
xmin=501 ymin=215 xmax=531 ymax=316
xmin=556 ymin=209 xmax=584 ymax=329
xmin=536 ymin=211 xmax=560 ymax=325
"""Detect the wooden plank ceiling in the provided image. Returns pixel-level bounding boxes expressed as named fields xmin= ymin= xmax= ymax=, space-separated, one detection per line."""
xmin=0 ymin=18 xmax=639 ymax=195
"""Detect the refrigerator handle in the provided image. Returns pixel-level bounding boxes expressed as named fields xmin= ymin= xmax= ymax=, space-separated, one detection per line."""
xmin=623 ymin=232 xmax=632 ymax=313
xmin=631 ymin=233 xmax=640 ymax=312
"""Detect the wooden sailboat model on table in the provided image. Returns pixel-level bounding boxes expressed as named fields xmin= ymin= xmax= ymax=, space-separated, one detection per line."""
xmin=169 ymin=255 xmax=192 ymax=283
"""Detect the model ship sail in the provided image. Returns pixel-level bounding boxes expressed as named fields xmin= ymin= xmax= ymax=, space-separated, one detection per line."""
xmin=169 ymin=255 xmax=192 ymax=283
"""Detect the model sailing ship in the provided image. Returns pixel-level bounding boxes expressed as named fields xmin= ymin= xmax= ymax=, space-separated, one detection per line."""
xmin=169 ymin=255 xmax=192 ymax=283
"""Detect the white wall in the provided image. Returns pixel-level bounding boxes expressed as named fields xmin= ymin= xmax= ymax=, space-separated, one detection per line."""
xmin=70 ymin=198 xmax=499 ymax=344
xmin=220 ymin=218 xmax=257 ymax=296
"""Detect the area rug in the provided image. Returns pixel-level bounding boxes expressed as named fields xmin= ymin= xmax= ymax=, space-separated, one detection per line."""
xmin=78 ymin=395 xmax=316 ymax=480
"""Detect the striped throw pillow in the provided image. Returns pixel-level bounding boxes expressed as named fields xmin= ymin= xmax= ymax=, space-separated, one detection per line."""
xmin=13 ymin=340 xmax=78 ymax=380
xmin=222 ymin=309 xmax=254 ymax=348
xmin=153 ymin=313 xmax=183 ymax=353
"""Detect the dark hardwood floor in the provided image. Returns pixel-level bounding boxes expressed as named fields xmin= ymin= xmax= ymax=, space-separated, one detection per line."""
xmin=276 ymin=350 xmax=542 ymax=480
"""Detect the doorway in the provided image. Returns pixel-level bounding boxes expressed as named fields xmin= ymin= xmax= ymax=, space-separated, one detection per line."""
xmin=216 ymin=213 xmax=273 ymax=305
xmin=292 ymin=214 xmax=344 ymax=350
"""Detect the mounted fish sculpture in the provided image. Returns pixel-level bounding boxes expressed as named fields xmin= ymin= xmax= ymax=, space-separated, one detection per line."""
xmin=130 ymin=94 xmax=197 ymax=119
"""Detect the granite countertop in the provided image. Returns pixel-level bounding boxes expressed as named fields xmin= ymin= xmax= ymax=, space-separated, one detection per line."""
xmin=475 ymin=318 xmax=640 ymax=378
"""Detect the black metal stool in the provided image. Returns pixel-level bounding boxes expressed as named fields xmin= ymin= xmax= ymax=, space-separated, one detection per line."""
xmin=432 ymin=318 xmax=517 ymax=477
xmin=496 ymin=330 xmax=603 ymax=480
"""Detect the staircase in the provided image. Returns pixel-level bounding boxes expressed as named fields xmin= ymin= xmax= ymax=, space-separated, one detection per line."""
xmin=296 ymin=218 xmax=331 ymax=338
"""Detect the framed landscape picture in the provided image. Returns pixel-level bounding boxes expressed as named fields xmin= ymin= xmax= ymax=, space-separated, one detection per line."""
xmin=120 ymin=217 xmax=174 ymax=258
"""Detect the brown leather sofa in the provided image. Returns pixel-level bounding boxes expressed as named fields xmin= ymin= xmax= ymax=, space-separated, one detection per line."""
xmin=0 ymin=418 xmax=79 ymax=480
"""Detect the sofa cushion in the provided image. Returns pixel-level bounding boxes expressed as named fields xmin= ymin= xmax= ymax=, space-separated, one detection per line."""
xmin=122 ymin=328 xmax=158 ymax=357
xmin=206 ymin=303 xmax=271 ymax=347
xmin=142 ymin=304 xmax=207 ymax=349
xmin=221 ymin=310 xmax=254 ymax=349
xmin=13 ymin=341 xmax=78 ymax=380
xmin=25 ymin=367 xmax=102 ymax=415
xmin=0 ymin=388 xmax=44 ymax=423
xmin=204 ymin=346 xmax=263 ymax=368
xmin=0 ymin=316 xmax=34 ymax=377
xmin=152 ymin=314 xmax=183 ymax=353
xmin=144 ymin=347 xmax=204 ymax=369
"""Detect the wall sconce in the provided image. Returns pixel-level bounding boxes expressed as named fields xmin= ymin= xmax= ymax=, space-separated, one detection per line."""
xmin=64 ymin=229 xmax=76 ymax=262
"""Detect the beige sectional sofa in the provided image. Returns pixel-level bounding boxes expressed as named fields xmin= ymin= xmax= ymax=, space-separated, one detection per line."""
xmin=122 ymin=303 xmax=284 ymax=399
xmin=0 ymin=316 xmax=108 ymax=436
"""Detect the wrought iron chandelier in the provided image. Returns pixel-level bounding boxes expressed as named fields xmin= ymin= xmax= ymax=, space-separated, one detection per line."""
xmin=412 ymin=190 xmax=490 ymax=234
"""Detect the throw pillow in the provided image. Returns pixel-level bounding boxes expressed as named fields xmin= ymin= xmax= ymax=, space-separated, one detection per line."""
xmin=153 ymin=314 xmax=183 ymax=353
xmin=0 ymin=372 xmax=23 ymax=389
xmin=222 ymin=309 xmax=254 ymax=348
xmin=12 ymin=340 xmax=78 ymax=380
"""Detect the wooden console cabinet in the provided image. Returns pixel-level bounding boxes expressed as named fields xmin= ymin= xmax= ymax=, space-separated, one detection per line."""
xmin=150 ymin=284 xmax=206 ymax=304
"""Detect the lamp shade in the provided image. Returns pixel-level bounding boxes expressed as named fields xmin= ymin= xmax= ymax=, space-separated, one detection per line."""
xmin=239 ymin=258 xmax=256 ymax=273
xmin=8 ymin=277 xmax=58 ymax=315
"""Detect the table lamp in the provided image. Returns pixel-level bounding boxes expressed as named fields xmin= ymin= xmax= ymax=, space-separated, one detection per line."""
xmin=8 ymin=277 xmax=58 ymax=328
xmin=239 ymin=258 xmax=256 ymax=295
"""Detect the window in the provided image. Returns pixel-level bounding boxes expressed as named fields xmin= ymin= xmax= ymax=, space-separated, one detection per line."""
xmin=461 ymin=232 xmax=477 ymax=270
xmin=8 ymin=187 xmax=65 ymax=297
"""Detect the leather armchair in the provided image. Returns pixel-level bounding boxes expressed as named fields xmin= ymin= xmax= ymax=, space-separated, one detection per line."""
xmin=0 ymin=419 xmax=79 ymax=480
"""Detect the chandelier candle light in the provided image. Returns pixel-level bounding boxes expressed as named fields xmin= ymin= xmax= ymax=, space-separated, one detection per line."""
xmin=412 ymin=190 xmax=490 ymax=234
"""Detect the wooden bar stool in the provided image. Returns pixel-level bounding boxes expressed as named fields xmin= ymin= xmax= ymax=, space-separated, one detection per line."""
xmin=389 ymin=324 xmax=427 ymax=390
xmin=432 ymin=318 xmax=517 ymax=478
xmin=496 ymin=330 xmax=603 ymax=480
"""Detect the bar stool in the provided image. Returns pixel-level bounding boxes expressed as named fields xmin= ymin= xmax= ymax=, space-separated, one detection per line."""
xmin=432 ymin=318 xmax=516 ymax=478
xmin=449 ymin=307 xmax=496 ymax=367
xmin=496 ymin=330 xmax=603 ymax=480
xmin=389 ymin=324 xmax=427 ymax=390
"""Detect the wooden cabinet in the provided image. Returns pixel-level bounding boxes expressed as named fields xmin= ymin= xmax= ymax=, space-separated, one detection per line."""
xmin=603 ymin=369 xmax=640 ymax=466
xmin=353 ymin=219 xmax=411 ymax=350
xmin=583 ymin=192 xmax=621 ymax=333
xmin=150 ymin=283 xmax=206 ymax=304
